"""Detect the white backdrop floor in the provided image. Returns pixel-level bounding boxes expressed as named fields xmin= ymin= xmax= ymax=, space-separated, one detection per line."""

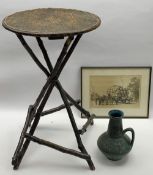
xmin=0 ymin=109 xmax=153 ymax=175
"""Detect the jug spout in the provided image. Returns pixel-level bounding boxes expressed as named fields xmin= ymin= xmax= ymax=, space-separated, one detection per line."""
xmin=107 ymin=110 xmax=124 ymax=138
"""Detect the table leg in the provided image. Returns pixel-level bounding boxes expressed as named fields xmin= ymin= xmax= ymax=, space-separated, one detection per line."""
xmin=57 ymin=83 xmax=95 ymax=170
xmin=36 ymin=37 xmax=94 ymax=124
xmin=12 ymin=34 xmax=95 ymax=170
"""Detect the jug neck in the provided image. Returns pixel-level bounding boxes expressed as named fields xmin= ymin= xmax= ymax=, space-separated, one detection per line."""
xmin=107 ymin=110 xmax=123 ymax=138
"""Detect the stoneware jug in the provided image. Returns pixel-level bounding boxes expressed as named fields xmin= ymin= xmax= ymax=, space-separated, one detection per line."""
xmin=97 ymin=110 xmax=135 ymax=161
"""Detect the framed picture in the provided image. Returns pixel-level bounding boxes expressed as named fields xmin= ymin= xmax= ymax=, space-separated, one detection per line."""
xmin=81 ymin=67 xmax=152 ymax=118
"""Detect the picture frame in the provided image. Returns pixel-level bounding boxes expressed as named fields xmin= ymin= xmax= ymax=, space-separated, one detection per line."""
xmin=81 ymin=67 xmax=152 ymax=118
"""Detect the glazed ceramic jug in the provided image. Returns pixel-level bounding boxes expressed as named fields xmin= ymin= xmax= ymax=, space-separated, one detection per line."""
xmin=97 ymin=110 xmax=135 ymax=161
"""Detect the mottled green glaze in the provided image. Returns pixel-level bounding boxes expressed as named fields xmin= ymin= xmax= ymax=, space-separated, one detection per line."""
xmin=97 ymin=110 xmax=135 ymax=161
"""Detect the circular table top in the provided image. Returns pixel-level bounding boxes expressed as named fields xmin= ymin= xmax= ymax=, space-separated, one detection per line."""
xmin=2 ymin=8 xmax=101 ymax=37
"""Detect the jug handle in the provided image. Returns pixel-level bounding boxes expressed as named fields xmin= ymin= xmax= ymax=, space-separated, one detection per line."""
xmin=123 ymin=128 xmax=135 ymax=146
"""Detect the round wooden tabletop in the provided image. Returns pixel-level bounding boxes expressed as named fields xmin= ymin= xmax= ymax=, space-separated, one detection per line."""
xmin=2 ymin=8 xmax=101 ymax=37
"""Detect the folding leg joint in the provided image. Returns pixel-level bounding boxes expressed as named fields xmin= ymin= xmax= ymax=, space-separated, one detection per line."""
xmin=78 ymin=114 xmax=95 ymax=135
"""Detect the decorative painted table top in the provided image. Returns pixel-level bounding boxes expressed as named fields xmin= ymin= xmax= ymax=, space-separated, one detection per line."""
xmin=2 ymin=8 xmax=101 ymax=37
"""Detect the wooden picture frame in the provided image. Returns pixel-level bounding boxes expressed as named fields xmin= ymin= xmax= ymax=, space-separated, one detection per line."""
xmin=81 ymin=67 xmax=152 ymax=118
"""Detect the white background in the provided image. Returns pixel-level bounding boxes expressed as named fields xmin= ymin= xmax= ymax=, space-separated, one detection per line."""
xmin=0 ymin=0 xmax=153 ymax=175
